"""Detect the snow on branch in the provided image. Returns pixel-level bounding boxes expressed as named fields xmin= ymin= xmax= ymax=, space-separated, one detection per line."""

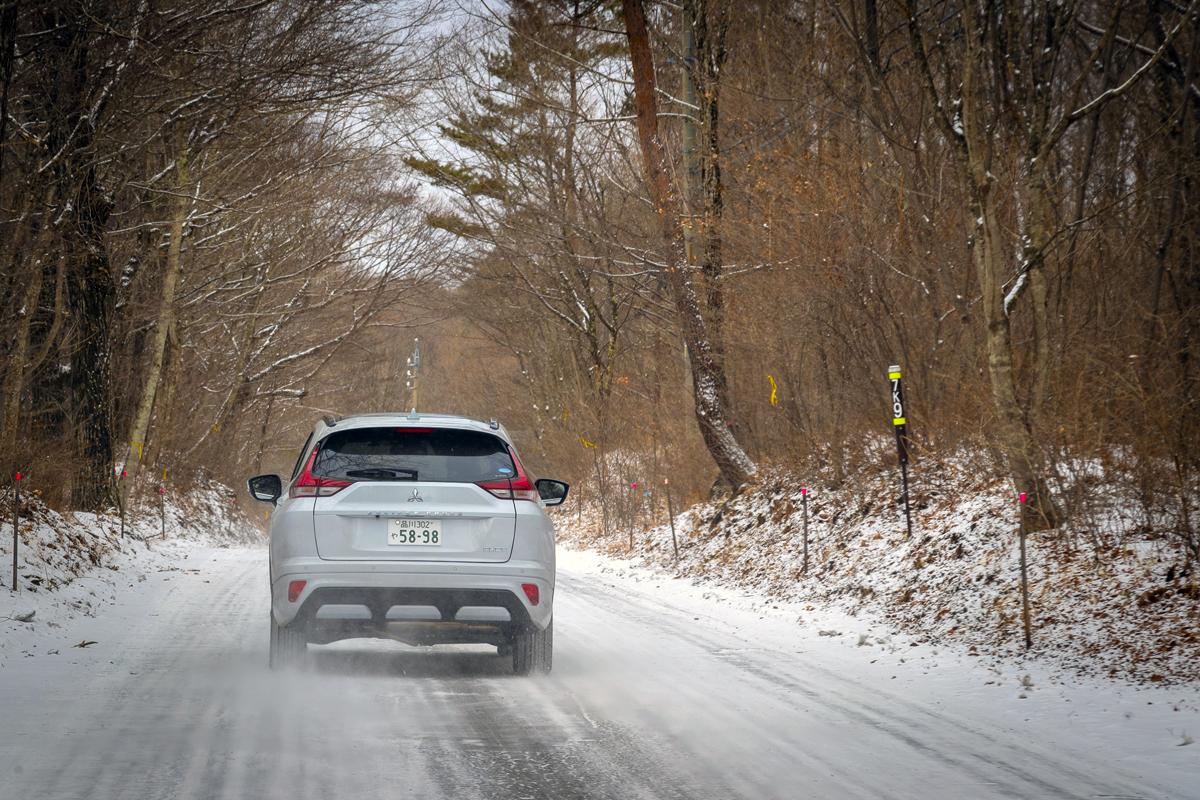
xmin=1063 ymin=1 xmax=1197 ymax=127
xmin=1004 ymin=270 xmax=1029 ymax=317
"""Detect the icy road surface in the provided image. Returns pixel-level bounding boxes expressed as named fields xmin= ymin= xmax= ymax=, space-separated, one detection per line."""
xmin=2 ymin=546 xmax=1196 ymax=800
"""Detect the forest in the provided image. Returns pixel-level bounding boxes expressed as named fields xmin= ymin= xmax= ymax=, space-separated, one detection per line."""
xmin=1 ymin=0 xmax=1196 ymax=558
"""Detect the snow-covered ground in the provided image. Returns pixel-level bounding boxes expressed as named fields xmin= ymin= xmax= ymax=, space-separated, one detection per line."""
xmin=0 ymin=481 xmax=259 ymax=666
xmin=1 ymin=532 xmax=1197 ymax=799
xmin=561 ymin=458 xmax=1200 ymax=685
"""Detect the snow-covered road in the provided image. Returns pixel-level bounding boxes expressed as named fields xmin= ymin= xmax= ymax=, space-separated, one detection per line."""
xmin=1 ymin=546 xmax=1195 ymax=800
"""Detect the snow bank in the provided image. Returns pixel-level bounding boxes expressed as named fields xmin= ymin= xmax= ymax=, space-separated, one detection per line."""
xmin=557 ymin=458 xmax=1199 ymax=685
xmin=0 ymin=480 xmax=261 ymax=665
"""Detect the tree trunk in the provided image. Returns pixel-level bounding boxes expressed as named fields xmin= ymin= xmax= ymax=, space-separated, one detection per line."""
xmin=147 ymin=322 xmax=181 ymax=471
xmin=67 ymin=160 xmax=118 ymax=510
xmin=970 ymin=175 xmax=1060 ymax=531
xmin=1 ymin=260 xmax=43 ymax=471
xmin=1 ymin=185 xmax=59 ymax=469
xmin=35 ymin=9 xmax=118 ymax=511
xmin=622 ymin=0 xmax=756 ymax=489
xmin=253 ymin=395 xmax=276 ymax=474
xmin=957 ymin=12 xmax=1059 ymax=531
xmin=0 ymin=0 xmax=17 ymax=194
xmin=1019 ymin=163 xmax=1055 ymax=430
xmin=121 ymin=149 xmax=189 ymax=509
xmin=682 ymin=0 xmax=746 ymax=456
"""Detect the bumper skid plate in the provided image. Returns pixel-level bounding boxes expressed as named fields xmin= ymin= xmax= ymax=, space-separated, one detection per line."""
xmin=293 ymin=586 xmax=534 ymax=646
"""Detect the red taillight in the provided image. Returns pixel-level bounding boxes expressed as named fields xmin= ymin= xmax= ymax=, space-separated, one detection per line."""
xmin=290 ymin=475 xmax=352 ymax=498
xmin=287 ymin=580 xmax=307 ymax=603
xmin=289 ymin=445 xmax=353 ymax=498
xmin=477 ymin=446 xmax=538 ymax=501
xmin=521 ymin=583 xmax=540 ymax=606
xmin=477 ymin=476 xmax=538 ymax=501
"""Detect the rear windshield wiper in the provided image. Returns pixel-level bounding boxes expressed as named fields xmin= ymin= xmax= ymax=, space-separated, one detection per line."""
xmin=344 ymin=468 xmax=418 ymax=481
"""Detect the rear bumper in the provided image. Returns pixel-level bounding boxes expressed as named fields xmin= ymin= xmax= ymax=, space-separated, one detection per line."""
xmin=271 ymin=558 xmax=553 ymax=631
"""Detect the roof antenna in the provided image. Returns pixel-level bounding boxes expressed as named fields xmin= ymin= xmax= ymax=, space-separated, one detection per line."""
xmin=408 ymin=408 xmax=419 ymax=420
xmin=488 ymin=418 xmax=499 ymax=430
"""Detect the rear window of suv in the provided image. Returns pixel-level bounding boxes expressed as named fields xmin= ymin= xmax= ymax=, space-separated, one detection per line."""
xmin=312 ymin=427 xmax=516 ymax=483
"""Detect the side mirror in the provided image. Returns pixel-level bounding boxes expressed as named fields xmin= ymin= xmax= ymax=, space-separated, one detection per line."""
xmin=248 ymin=474 xmax=282 ymax=505
xmin=535 ymin=478 xmax=569 ymax=507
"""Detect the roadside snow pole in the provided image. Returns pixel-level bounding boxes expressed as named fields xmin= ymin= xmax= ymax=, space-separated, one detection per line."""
xmin=801 ymin=487 xmax=809 ymax=574
xmin=664 ymin=477 xmax=679 ymax=561
xmin=159 ymin=484 xmax=166 ymax=539
xmin=118 ymin=468 xmax=126 ymax=539
xmin=888 ymin=365 xmax=914 ymax=540
xmin=1018 ymin=492 xmax=1033 ymax=649
xmin=11 ymin=471 xmax=20 ymax=592
xmin=627 ymin=481 xmax=638 ymax=551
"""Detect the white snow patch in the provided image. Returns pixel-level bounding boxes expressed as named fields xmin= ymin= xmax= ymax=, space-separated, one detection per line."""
xmin=0 ymin=480 xmax=260 ymax=665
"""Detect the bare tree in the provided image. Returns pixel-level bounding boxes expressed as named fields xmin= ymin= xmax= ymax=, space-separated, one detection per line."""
xmin=621 ymin=0 xmax=756 ymax=489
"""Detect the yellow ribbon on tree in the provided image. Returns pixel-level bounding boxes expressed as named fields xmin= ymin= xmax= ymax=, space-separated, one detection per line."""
xmin=579 ymin=435 xmax=597 ymax=449
xmin=767 ymin=374 xmax=779 ymax=407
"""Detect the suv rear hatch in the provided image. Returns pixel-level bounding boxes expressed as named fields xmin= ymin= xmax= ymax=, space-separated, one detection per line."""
xmin=307 ymin=426 xmax=519 ymax=563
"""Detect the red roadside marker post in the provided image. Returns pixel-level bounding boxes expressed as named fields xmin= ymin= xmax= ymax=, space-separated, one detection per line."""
xmin=11 ymin=471 xmax=20 ymax=592
xmin=664 ymin=477 xmax=678 ymax=561
xmin=1018 ymin=491 xmax=1033 ymax=649
xmin=801 ymin=487 xmax=810 ymax=574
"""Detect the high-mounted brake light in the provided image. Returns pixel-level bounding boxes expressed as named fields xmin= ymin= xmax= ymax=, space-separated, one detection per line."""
xmin=289 ymin=445 xmax=353 ymax=498
xmin=477 ymin=446 xmax=538 ymax=501
xmin=393 ymin=427 xmax=433 ymax=433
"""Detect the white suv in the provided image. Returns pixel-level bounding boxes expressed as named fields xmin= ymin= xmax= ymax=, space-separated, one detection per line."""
xmin=247 ymin=413 xmax=568 ymax=675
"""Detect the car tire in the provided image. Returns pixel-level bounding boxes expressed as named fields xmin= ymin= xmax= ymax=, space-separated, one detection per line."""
xmin=512 ymin=619 xmax=552 ymax=675
xmin=269 ymin=612 xmax=306 ymax=669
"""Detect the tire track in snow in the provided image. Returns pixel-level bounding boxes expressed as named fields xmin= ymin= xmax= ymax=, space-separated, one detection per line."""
xmin=559 ymin=570 xmax=1171 ymax=800
xmin=25 ymin=553 xmax=258 ymax=800
xmin=2 ymin=548 xmax=1180 ymax=800
xmin=554 ymin=574 xmax=905 ymax=800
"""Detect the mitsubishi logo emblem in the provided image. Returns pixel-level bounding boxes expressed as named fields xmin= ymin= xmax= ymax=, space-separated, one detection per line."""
xmin=407 ymin=488 xmax=424 ymax=503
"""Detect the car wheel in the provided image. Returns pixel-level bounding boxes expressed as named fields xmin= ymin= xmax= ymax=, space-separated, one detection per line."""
xmin=512 ymin=619 xmax=552 ymax=675
xmin=269 ymin=612 xmax=306 ymax=669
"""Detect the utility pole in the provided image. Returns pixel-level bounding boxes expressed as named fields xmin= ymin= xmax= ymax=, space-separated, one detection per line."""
xmin=405 ymin=337 xmax=421 ymax=411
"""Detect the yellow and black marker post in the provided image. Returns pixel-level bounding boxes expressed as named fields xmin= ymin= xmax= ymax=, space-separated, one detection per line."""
xmin=889 ymin=365 xmax=914 ymax=540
